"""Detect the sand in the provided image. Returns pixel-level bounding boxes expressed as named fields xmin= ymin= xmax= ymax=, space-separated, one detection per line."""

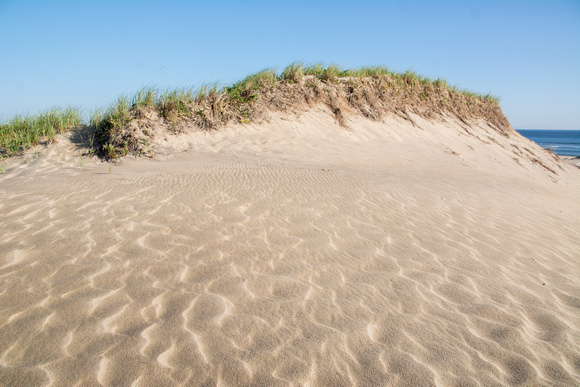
xmin=560 ymin=155 xmax=580 ymax=167
xmin=1 ymin=109 xmax=579 ymax=385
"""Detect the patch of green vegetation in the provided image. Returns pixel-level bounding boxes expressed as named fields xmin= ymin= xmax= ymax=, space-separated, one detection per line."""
xmin=91 ymin=96 xmax=133 ymax=159
xmin=303 ymin=63 xmax=326 ymax=77
xmin=282 ymin=62 xmax=304 ymax=83
xmin=226 ymin=69 xmax=277 ymax=103
xmin=391 ymin=70 xmax=431 ymax=87
xmin=193 ymin=82 xmax=221 ymax=102
xmin=303 ymin=63 xmax=344 ymax=82
xmin=94 ymin=97 xmax=131 ymax=138
xmin=483 ymin=93 xmax=500 ymax=103
xmin=321 ymin=64 xmax=342 ymax=82
xmin=447 ymin=85 xmax=500 ymax=103
xmin=159 ymin=89 xmax=192 ymax=122
xmin=0 ymin=107 xmax=82 ymax=155
xmin=433 ymin=78 xmax=448 ymax=88
xmin=132 ymin=86 xmax=159 ymax=108
xmin=343 ymin=66 xmax=391 ymax=77
xmin=130 ymin=86 xmax=201 ymax=116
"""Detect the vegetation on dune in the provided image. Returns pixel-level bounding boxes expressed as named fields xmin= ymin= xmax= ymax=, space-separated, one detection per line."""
xmin=281 ymin=62 xmax=305 ymax=83
xmin=0 ymin=108 xmax=82 ymax=155
xmin=0 ymin=63 xmax=504 ymax=159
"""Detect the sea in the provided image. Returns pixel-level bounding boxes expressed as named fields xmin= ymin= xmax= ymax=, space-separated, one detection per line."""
xmin=517 ymin=130 xmax=580 ymax=157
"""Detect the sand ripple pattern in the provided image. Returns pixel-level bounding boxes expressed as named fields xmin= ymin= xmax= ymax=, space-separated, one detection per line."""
xmin=1 ymin=153 xmax=579 ymax=386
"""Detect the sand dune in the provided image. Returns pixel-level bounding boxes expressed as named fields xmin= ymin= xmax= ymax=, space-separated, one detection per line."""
xmin=1 ymin=109 xmax=579 ymax=385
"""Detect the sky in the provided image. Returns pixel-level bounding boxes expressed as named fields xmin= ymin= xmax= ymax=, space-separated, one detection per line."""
xmin=0 ymin=0 xmax=579 ymax=129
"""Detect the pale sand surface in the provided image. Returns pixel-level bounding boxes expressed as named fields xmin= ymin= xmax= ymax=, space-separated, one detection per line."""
xmin=560 ymin=155 xmax=580 ymax=167
xmin=1 ymin=110 xmax=579 ymax=385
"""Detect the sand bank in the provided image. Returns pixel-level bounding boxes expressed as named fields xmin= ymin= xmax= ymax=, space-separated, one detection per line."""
xmin=1 ymin=109 xmax=579 ymax=385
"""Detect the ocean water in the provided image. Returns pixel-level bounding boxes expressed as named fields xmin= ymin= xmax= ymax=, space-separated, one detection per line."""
xmin=517 ymin=130 xmax=580 ymax=157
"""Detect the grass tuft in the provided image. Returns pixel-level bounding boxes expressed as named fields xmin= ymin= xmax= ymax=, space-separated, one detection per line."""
xmin=303 ymin=63 xmax=343 ymax=82
xmin=158 ymin=89 xmax=192 ymax=122
xmin=304 ymin=63 xmax=326 ymax=77
xmin=193 ymin=82 xmax=222 ymax=102
xmin=282 ymin=62 xmax=304 ymax=83
xmin=343 ymin=66 xmax=391 ymax=78
xmin=321 ymin=64 xmax=342 ymax=82
xmin=94 ymin=96 xmax=132 ymax=158
xmin=226 ymin=69 xmax=278 ymax=104
xmin=0 ymin=107 xmax=82 ymax=155
xmin=132 ymin=86 xmax=159 ymax=108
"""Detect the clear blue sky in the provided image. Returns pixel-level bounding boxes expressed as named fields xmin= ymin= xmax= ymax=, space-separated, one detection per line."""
xmin=1 ymin=0 xmax=579 ymax=129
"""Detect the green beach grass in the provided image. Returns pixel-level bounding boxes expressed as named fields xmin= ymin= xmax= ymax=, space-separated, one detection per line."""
xmin=0 ymin=63 xmax=500 ymax=158
xmin=0 ymin=108 xmax=82 ymax=155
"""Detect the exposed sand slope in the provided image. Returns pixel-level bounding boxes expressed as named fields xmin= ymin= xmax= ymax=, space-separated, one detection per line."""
xmin=1 ymin=109 xmax=579 ymax=386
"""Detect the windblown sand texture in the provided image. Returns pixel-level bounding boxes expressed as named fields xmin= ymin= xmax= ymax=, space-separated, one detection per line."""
xmin=1 ymin=108 xmax=579 ymax=385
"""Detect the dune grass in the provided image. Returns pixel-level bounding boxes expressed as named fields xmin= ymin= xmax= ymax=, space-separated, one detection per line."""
xmin=0 ymin=107 xmax=82 ymax=155
xmin=302 ymin=63 xmax=344 ymax=82
xmin=225 ymin=69 xmax=278 ymax=104
xmin=0 ymin=62 xmax=500 ymax=159
xmin=282 ymin=62 xmax=305 ymax=83
xmin=343 ymin=66 xmax=392 ymax=78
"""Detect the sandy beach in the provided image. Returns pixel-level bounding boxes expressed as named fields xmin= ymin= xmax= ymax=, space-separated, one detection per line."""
xmin=1 ymin=109 xmax=579 ymax=385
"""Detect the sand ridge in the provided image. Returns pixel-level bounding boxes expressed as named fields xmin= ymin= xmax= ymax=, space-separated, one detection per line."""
xmin=1 ymin=110 xmax=579 ymax=385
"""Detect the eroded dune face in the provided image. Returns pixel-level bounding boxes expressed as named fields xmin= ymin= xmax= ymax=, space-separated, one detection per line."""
xmin=1 ymin=111 xmax=579 ymax=386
